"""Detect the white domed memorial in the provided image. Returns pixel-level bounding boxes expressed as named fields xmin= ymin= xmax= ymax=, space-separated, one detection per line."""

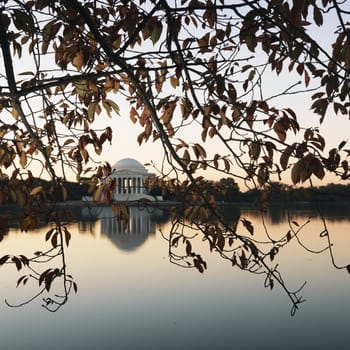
xmin=110 ymin=158 xmax=161 ymax=202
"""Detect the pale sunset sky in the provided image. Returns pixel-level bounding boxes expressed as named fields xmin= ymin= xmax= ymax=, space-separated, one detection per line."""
xmin=0 ymin=1 xmax=349 ymax=191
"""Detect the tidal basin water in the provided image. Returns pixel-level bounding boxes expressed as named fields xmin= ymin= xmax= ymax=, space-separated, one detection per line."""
xmin=0 ymin=204 xmax=349 ymax=350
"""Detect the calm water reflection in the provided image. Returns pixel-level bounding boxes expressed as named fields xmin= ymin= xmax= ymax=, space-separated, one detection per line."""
xmin=0 ymin=204 xmax=349 ymax=350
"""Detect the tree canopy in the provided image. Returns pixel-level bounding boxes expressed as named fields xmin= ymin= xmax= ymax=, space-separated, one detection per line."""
xmin=0 ymin=0 xmax=349 ymax=313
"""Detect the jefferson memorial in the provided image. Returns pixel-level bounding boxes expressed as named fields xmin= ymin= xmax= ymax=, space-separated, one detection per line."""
xmin=110 ymin=157 xmax=161 ymax=202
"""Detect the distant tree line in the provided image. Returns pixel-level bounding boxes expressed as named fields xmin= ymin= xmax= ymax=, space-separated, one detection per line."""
xmin=150 ymin=177 xmax=350 ymax=204
xmin=1 ymin=175 xmax=349 ymax=206
xmin=0 ymin=176 xmax=89 ymax=206
xmin=263 ymin=182 xmax=350 ymax=204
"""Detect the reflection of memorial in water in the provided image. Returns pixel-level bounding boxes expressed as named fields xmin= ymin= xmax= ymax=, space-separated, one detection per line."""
xmin=99 ymin=206 xmax=160 ymax=251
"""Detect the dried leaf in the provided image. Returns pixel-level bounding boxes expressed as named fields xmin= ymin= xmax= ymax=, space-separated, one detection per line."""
xmin=161 ymin=102 xmax=176 ymax=125
xmin=280 ymin=145 xmax=294 ymax=170
xmin=13 ymin=9 xmax=35 ymax=33
xmin=257 ymin=166 xmax=268 ymax=187
xmin=61 ymin=185 xmax=68 ymax=201
xmin=193 ymin=258 xmax=204 ymax=273
xmin=313 ymin=6 xmax=323 ymax=26
xmin=171 ymin=236 xmax=180 ymax=247
xmin=170 ymin=75 xmax=179 ymax=88
xmin=72 ymin=51 xmax=84 ymax=71
xmin=249 ymin=141 xmax=260 ymax=160
xmin=273 ymin=121 xmax=287 ymax=142
xmin=0 ymin=255 xmax=9 ymax=265
xmin=291 ymin=159 xmax=303 ymax=184
xmin=240 ymin=250 xmax=247 ymax=269
xmin=30 ymin=186 xmax=43 ymax=196
xmin=183 ymin=149 xmax=190 ymax=167
xmin=241 ymin=218 xmax=254 ymax=235
xmin=185 ymin=240 xmax=192 ymax=256
xmin=19 ymin=150 xmax=27 ymax=168
xmin=223 ymin=158 xmax=230 ymax=172
xmin=151 ymin=20 xmax=162 ymax=45
xmin=217 ymin=233 xmax=225 ymax=251
xmin=45 ymin=228 xmax=55 ymax=241
xmin=338 ymin=140 xmax=347 ymax=150
xmin=12 ymin=256 xmax=22 ymax=271
xmin=87 ymin=102 xmax=96 ymax=122
xmin=11 ymin=108 xmax=19 ymax=120
xmin=51 ymin=232 xmax=58 ymax=248
xmin=17 ymin=275 xmax=28 ymax=288
xmin=64 ymin=227 xmax=71 ymax=247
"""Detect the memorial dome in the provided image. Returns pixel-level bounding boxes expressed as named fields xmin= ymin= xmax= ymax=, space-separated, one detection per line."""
xmin=109 ymin=157 xmax=160 ymax=201
xmin=112 ymin=157 xmax=148 ymax=173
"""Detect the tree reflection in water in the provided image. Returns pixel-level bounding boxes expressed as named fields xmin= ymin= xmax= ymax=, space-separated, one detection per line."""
xmin=100 ymin=206 xmax=157 ymax=251
xmin=160 ymin=202 xmax=350 ymax=316
xmin=0 ymin=214 xmax=77 ymax=312
xmin=0 ymin=203 xmax=349 ymax=315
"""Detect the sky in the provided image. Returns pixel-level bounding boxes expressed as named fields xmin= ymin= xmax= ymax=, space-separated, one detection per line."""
xmin=1 ymin=0 xmax=349 ymax=191
xmin=96 ymin=94 xmax=349 ymax=189
xmin=85 ymin=0 xmax=350 ymax=190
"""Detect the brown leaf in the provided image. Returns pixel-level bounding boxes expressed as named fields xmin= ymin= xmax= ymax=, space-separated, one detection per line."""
xmin=150 ymin=19 xmax=162 ymax=45
xmin=296 ymin=63 xmax=304 ymax=75
xmin=51 ymin=232 xmax=58 ymax=248
xmin=39 ymin=268 xmax=51 ymax=287
xmin=241 ymin=218 xmax=254 ymax=235
xmin=19 ymin=150 xmax=27 ymax=168
xmin=45 ymin=228 xmax=55 ymax=241
xmin=182 ymin=149 xmax=190 ymax=167
xmin=313 ymin=6 xmax=323 ymax=26
xmin=16 ymin=275 xmax=28 ymax=287
xmin=203 ymin=0 xmax=217 ymax=27
xmin=0 ymin=255 xmax=9 ymax=265
xmin=223 ymin=158 xmax=230 ymax=172
xmin=240 ymin=250 xmax=247 ymax=269
xmin=280 ymin=145 xmax=294 ymax=170
xmin=64 ymin=227 xmax=71 ymax=247
xmin=249 ymin=141 xmax=260 ymax=160
xmin=72 ymin=51 xmax=84 ymax=71
xmin=311 ymin=98 xmax=329 ymax=123
xmin=338 ymin=140 xmax=347 ymax=150
xmin=194 ymin=143 xmax=206 ymax=159
xmin=310 ymin=157 xmax=325 ymax=180
xmin=198 ymin=32 xmax=210 ymax=53
xmin=217 ymin=233 xmax=225 ymax=251
xmin=304 ymin=70 xmax=310 ymax=87
xmin=257 ymin=166 xmax=268 ymax=187
xmin=273 ymin=121 xmax=287 ymax=142
xmin=185 ymin=240 xmax=192 ymax=256
xmin=12 ymin=256 xmax=22 ymax=271
xmin=61 ymin=185 xmax=67 ymax=201
xmin=269 ymin=247 xmax=278 ymax=261
xmin=171 ymin=236 xmax=180 ymax=247
xmin=291 ymin=159 xmax=303 ymax=184
xmin=193 ymin=258 xmax=204 ymax=273
xmin=170 ymin=75 xmax=179 ymax=88
xmin=30 ymin=185 xmax=43 ymax=196
xmin=161 ymin=102 xmax=176 ymax=125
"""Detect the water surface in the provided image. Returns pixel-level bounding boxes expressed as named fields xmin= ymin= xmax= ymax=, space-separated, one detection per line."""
xmin=0 ymin=205 xmax=349 ymax=350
